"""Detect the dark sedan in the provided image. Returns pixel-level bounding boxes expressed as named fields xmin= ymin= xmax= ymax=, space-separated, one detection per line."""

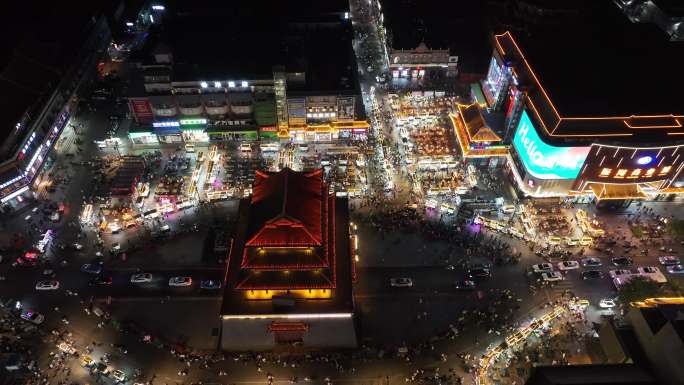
xmin=611 ymin=257 xmax=634 ymax=267
xmin=581 ymin=270 xmax=605 ymax=280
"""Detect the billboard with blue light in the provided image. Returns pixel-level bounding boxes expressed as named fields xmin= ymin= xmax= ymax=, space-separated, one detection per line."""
xmin=513 ymin=110 xmax=591 ymax=180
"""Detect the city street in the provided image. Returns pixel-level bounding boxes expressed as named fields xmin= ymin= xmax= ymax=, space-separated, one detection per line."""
xmin=2 ymin=1 xmax=684 ymax=385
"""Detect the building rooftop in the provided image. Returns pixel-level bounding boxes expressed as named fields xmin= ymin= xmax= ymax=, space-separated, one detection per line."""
xmin=639 ymin=304 xmax=684 ymax=341
xmin=247 ymin=169 xmax=324 ymax=247
xmin=505 ymin=0 xmax=684 ymax=117
xmin=138 ymin=0 xmax=357 ymax=93
xmin=652 ymin=0 xmax=684 ymax=16
xmin=525 ymin=364 xmax=658 ymax=385
xmin=0 ymin=1 xmax=115 ymax=157
xmin=221 ymin=168 xmax=353 ymax=316
xmin=383 ymin=0 xmax=490 ymax=73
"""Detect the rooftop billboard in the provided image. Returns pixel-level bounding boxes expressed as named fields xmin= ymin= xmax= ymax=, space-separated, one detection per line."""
xmin=513 ymin=110 xmax=590 ymax=180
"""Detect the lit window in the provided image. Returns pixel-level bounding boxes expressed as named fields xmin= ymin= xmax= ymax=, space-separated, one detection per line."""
xmin=628 ymin=169 xmax=641 ymax=178
xmin=660 ymin=165 xmax=672 ymax=175
xmin=645 ymin=168 xmax=656 ymax=177
xmin=599 ymin=168 xmax=611 ymax=177
xmin=200 ymin=81 xmax=208 ymax=88
xmin=614 ymin=169 xmax=627 ymax=178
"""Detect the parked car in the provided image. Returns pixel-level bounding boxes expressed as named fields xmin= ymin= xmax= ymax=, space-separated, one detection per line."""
xmin=390 ymin=277 xmax=413 ymax=287
xmin=130 ymin=273 xmax=153 ymax=283
xmin=557 ymin=260 xmax=580 ymax=271
xmin=541 ymin=272 xmax=564 ymax=282
xmin=581 ymin=270 xmax=604 ymax=280
xmin=80 ymin=264 xmax=102 ymax=275
xmin=581 ymin=257 xmax=602 ymax=267
xmin=35 ymin=280 xmax=60 ymax=290
xmin=611 ymin=257 xmax=634 ymax=267
xmin=666 ymin=264 xmax=684 ymax=274
xmin=531 ymin=263 xmax=554 ymax=273
xmin=609 ymin=269 xmax=633 ymax=279
xmin=168 ymin=276 xmax=192 ymax=287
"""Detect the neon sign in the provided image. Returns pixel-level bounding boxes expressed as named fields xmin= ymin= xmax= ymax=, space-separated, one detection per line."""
xmin=637 ymin=156 xmax=653 ymax=165
xmin=513 ymin=110 xmax=590 ymax=179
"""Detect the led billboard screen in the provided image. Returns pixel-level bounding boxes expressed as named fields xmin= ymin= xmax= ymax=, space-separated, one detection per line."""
xmin=513 ymin=110 xmax=590 ymax=179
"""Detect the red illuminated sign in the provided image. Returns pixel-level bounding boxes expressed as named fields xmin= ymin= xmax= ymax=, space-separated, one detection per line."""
xmin=128 ymin=98 xmax=154 ymax=123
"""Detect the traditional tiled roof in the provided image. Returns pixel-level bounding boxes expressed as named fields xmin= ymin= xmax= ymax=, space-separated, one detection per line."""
xmin=246 ymin=168 xmax=324 ymax=246
xmin=457 ymin=103 xmax=502 ymax=143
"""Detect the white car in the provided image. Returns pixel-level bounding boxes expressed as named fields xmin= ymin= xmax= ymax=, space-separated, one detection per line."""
xmin=557 ymin=260 xmax=579 ymax=270
xmin=599 ymin=299 xmax=616 ymax=308
xmin=20 ymin=310 xmax=45 ymax=324
xmin=168 ymin=276 xmax=192 ymax=287
xmin=639 ymin=266 xmax=667 ymax=281
xmin=390 ymin=277 xmax=413 ymax=287
xmin=72 ymin=243 xmax=83 ymax=250
xmin=112 ymin=369 xmax=127 ymax=382
xmin=637 ymin=266 xmax=668 ymax=283
xmin=35 ymin=280 xmax=60 ymax=290
xmin=130 ymin=273 xmax=153 ymax=283
xmin=609 ymin=269 xmax=633 ymax=279
xmin=541 ymin=272 xmax=564 ymax=282
xmin=531 ymin=263 xmax=554 ymax=273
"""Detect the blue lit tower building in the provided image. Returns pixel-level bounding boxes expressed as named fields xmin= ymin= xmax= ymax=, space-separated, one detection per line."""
xmin=480 ymin=1 xmax=684 ymax=204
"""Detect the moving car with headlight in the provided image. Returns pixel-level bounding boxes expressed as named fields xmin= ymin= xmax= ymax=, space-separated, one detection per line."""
xmin=169 ymin=276 xmax=192 ymax=287
xmin=659 ymin=256 xmax=681 ymax=266
xmin=599 ymin=299 xmax=616 ymax=308
xmin=130 ymin=273 xmax=153 ymax=283
xmin=20 ymin=310 xmax=44 ymax=324
xmin=390 ymin=277 xmax=413 ymax=287
xmin=80 ymin=264 xmax=102 ymax=274
xmin=200 ymin=280 xmax=221 ymax=289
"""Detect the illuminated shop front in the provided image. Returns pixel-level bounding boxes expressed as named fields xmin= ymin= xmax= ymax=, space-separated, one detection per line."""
xmin=179 ymin=118 xmax=210 ymax=143
xmin=259 ymin=126 xmax=278 ymax=140
xmin=154 ymin=121 xmax=183 ymax=143
xmin=128 ymin=126 xmax=159 ymax=145
xmin=206 ymin=120 xmax=258 ymax=141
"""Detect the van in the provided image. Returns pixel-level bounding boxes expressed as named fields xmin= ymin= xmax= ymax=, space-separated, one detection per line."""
xmin=185 ymin=143 xmax=195 ymax=153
